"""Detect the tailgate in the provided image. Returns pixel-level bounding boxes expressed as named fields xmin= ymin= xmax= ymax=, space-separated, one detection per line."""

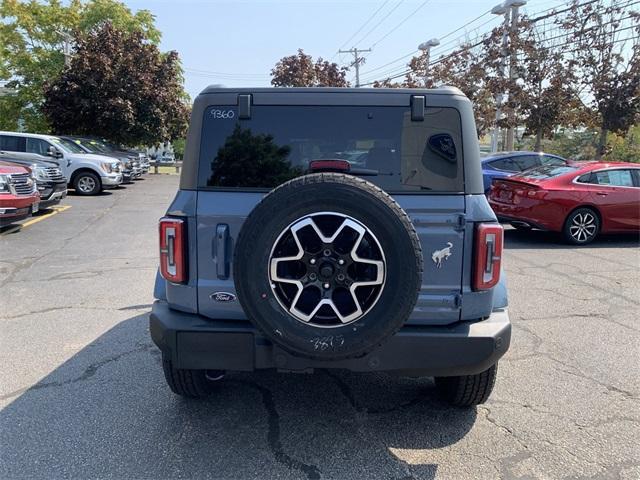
xmin=196 ymin=191 xmax=465 ymax=325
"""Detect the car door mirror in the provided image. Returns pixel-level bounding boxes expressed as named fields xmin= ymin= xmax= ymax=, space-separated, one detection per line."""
xmin=47 ymin=146 xmax=63 ymax=159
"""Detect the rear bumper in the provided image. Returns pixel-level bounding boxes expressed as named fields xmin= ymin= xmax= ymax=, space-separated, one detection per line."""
xmin=150 ymin=301 xmax=511 ymax=376
xmin=489 ymin=200 xmax=564 ymax=232
xmin=496 ymin=214 xmax=549 ymax=230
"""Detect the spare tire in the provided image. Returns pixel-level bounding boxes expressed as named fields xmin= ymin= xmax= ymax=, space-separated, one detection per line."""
xmin=234 ymin=173 xmax=423 ymax=360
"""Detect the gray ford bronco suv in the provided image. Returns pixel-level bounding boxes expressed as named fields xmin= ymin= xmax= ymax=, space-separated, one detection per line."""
xmin=151 ymin=87 xmax=511 ymax=407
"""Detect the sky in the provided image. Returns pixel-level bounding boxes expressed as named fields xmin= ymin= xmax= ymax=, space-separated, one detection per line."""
xmin=123 ymin=0 xmax=571 ymax=99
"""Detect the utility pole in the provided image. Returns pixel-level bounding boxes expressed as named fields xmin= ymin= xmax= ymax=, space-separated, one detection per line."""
xmin=339 ymin=47 xmax=371 ymax=87
xmin=505 ymin=0 xmax=526 ymax=151
xmin=490 ymin=4 xmax=510 ymax=153
xmin=56 ymin=30 xmax=73 ymax=67
xmin=418 ymin=38 xmax=440 ymax=87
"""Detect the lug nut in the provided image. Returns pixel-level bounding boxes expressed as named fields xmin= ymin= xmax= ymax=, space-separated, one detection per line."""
xmin=323 ymin=283 xmax=330 ymax=289
xmin=310 ymin=258 xmax=316 ymax=265
xmin=309 ymin=273 xmax=317 ymax=281
xmin=338 ymin=259 xmax=345 ymax=265
xmin=337 ymin=274 xmax=345 ymax=281
xmin=323 ymin=249 xmax=331 ymax=257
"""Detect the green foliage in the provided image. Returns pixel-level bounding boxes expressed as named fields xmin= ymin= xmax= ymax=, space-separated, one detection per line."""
xmin=607 ymin=125 xmax=640 ymax=163
xmin=519 ymin=131 xmax=598 ymax=160
xmin=172 ymin=138 xmax=186 ymax=160
xmin=518 ymin=125 xmax=639 ymax=162
xmin=210 ymin=125 xmax=302 ymax=188
xmin=0 ymin=0 xmax=160 ymax=132
xmin=42 ymin=22 xmax=189 ymax=145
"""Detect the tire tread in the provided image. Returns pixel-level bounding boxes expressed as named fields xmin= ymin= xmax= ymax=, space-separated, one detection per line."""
xmin=162 ymin=355 xmax=211 ymax=398
xmin=436 ymin=364 xmax=497 ymax=407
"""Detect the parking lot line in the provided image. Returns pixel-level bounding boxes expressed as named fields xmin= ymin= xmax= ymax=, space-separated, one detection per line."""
xmin=1 ymin=205 xmax=72 ymax=236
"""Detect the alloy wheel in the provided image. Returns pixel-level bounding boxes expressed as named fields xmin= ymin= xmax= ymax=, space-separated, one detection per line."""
xmin=77 ymin=176 xmax=96 ymax=193
xmin=269 ymin=212 xmax=386 ymax=327
xmin=569 ymin=212 xmax=597 ymax=243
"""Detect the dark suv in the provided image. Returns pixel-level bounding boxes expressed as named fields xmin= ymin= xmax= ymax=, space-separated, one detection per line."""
xmin=151 ymin=87 xmax=511 ymax=407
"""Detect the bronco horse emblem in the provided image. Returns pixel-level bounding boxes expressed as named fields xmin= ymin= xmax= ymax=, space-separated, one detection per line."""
xmin=432 ymin=242 xmax=453 ymax=268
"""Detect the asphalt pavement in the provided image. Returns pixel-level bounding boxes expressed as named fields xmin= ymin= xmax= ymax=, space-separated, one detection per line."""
xmin=1 ymin=174 xmax=638 ymax=480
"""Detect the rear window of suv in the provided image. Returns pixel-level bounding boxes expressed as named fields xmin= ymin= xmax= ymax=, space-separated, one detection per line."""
xmin=198 ymin=105 xmax=464 ymax=193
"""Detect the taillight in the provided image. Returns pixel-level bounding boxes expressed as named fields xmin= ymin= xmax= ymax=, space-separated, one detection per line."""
xmin=309 ymin=160 xmax=351 ymax=173
xmin=473 ymin=223 xmax=504 ymax=291
xmin=159 ymin=217 xmax=186 ymax=283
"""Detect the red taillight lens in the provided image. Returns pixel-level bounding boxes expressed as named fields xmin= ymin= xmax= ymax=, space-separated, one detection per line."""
xmin=473 ymin=223 xmax=504 ymax=291
xmin=159 ymin=217 xmax=186 ymax=283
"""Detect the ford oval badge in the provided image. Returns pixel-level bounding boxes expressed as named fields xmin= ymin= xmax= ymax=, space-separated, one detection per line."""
xmin=211 ymin=292 xmax=236 ymax=302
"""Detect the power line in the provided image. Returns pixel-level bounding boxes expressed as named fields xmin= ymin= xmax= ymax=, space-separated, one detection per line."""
xmin=361 ymin=0 xmax=637 ymax=85
xmin=370 ymin=0 xmax=432 ymax=48
xmin=359 ymin=8 xmax=499 ymax=80
xmin=334 ymin=0 xmax=391 ymax=58
xmin=438 ymin=8 xmax=493 ymax=42
xmin=429 ymin=15 xmax=501 ymax=56
xmin=361 ymin=27 xmax=493 ymax=84
xmin=352 ymin=0 xmax=405 ymax=47
xmin=364 ymin=28 xmax=639 ymax=88
xmin=529 ymin=15 xmax=639 ymax=46
xmin=361 ymin=34 xmax=491 ymax=86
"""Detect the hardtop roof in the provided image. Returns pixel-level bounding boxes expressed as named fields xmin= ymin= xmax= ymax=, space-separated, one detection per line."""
xmin=198 ymin=86 xmax=465 ymax=97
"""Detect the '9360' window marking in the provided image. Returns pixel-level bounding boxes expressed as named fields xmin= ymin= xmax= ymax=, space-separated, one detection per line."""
xmin=211 ymin=109 xmax=235 ymax=119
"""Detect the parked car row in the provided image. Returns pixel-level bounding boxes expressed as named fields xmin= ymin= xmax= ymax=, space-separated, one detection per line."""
xmin=483 ymin=151 xmax=640 ymax=245
xmin=0 ymin=131 xmax=150 ymax=226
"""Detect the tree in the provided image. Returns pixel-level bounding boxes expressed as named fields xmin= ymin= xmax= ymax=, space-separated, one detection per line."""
xmin=271 ymin=49 xmax=349 ymax=87
xmin=380 ymin=36 xmax=500 ymax=137
xmin=42 ymin=22 xmax=189 ymax=145
xmin=414 ymin=45 xmax=496 ymax=137
xmin=559 ymin=0 xmax=640 ymax=158
xmin=0 ymin=0 xmax=160 ymax=132
xmin=209 ymin=125 xmax=301 ymax=188
xmin=517 ymin=18 xmax=581 ymax=151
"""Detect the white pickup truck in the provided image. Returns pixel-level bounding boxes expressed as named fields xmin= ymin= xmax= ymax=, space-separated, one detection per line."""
xmin=0 ymin=131 xmax=123 ymax=195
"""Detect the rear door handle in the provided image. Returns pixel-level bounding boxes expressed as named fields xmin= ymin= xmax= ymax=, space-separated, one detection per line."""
xmin=596 ymin=192 xmax=608 ymax=196
xmin=215 ymin=224 xmax=230 ymax=279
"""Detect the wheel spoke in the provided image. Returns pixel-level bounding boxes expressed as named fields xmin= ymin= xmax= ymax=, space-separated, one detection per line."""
xmin=269 ymin=212 xmax=386 ymax=327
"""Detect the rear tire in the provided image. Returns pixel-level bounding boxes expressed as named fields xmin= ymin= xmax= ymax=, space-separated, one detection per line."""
xmin=162 ymin=354 xmax=222 ymax=398
xmin=73 ymin=171 xmax=102 ymax=196
xmin=435 ymin=364 xmax=497 ymax=407
xmin=563 ymin=207 xmax=600 ymax=245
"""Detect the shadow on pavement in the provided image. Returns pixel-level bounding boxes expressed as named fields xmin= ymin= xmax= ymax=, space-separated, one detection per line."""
xmin=504 ymin=227 xmax=640 ymax=250
xmin=67 ymin=189 xmax=114 ymax=196
xmin=0 ymin=312 xmax=477 ymax=479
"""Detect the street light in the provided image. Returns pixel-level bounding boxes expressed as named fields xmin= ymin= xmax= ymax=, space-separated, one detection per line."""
xmin=490 ymin=3 xmax=511 ymax=153
xmin=418 ymin=38 xmax=440 ymax=87
xmin=504 ymin=0 xmax=526 ymax=151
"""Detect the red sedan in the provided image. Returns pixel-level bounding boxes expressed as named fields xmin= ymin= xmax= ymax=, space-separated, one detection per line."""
xmin=488 ymin=162 xmax=640 ymax=244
